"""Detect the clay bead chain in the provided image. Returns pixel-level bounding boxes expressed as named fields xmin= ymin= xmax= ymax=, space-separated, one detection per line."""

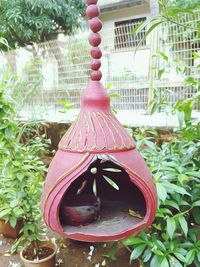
xmin=86 ymin=0 xmax=103 ymax=81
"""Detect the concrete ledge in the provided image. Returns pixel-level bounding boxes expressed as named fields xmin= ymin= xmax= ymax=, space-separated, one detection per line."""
xmin=100 ymin=0 xmax=144 ymax=13
xmin=19 ymin=109 xmax=200 ymax=129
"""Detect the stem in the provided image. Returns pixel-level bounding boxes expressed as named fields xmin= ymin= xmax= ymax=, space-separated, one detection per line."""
xmin=163 ymin=15 xmax=197 ymax=31
xmin=172 ymin=207 xmax=192 ymax=219
xmin=34 ymin=239 xmax=40 ymax=259
xmin=120 ymin=241 xmax=132 ymax=253
xmin=9 ymin=148 xmax=15 ymax=160
xmin=7 ymin=25 xmax=28 ymax=47
xmin=27 ymin=187 xmax=40 ymax=260
xmin=120 ymin=241 xmax=144 ymax=266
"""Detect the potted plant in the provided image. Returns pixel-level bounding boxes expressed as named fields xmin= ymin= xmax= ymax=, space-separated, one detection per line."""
xmin=4 ymin=135 xmax=58 ymax=266
xmin=15 ymin=196 xmax=57 ymax=267
xmin=0 ymin=72 xmax=49 ymax=239
xmin=0 ymin=136 xmax=48 ymax=235
xmin=14 ymin=194 xmax=57 ymax=267
xmin=0 ymin=73 xmax=23 ymax=238
xmin=9 ymin=147 xmax=57 ymax=267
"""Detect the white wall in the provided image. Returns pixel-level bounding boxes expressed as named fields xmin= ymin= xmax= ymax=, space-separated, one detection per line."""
xmin=99 ymin=0 xmax=125 ymax=5
xmin=99 ymin=4 xmax=151 ymax=79
xmin=108 ymin=50 xmax=150 ymax=77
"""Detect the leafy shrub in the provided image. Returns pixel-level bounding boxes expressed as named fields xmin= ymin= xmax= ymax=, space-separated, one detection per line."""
xmin=0 ymin=69 xmax=50 ymax=253
xmin=123 ymin=126 xmax=200 ymax=267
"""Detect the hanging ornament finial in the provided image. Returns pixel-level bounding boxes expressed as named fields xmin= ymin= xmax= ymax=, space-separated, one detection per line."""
xmin=86 ymin=0 xmax=102 ymax=81
xmin=41 ymin=0 xmax=157 ymax=244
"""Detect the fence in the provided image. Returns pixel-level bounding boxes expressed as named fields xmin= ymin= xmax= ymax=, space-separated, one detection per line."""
xmin=0 ymin=10 xmax=199 ymax=120
xmin=155 ymin=10 xmax=200 ymax=108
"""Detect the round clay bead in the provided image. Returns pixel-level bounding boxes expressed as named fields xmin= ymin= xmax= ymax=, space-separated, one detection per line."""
xmin=86 ymin=5 xmax=100 ymax=19
xmin=89 ymin=33 xmax=101 ymax=47
xmin=86 ymin=0 xmax=98 ymax=5
xmin=91 ymin=70 xmax=102 ymax=81
xmin=89 ymin=17 xmax=102 ymax=33
xmin=91 ymin=59 xmax=101 ymax=70
xmin=91 ymin=47 xmax=102 ymax=59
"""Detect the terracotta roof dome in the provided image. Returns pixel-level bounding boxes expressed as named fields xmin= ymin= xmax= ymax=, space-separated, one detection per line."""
xmin=59 ymin=81 xmax=135 ymax=153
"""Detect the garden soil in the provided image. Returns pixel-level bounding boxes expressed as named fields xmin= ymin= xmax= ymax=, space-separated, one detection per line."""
xmin=0 ymin=232 xmax=138 ymax=267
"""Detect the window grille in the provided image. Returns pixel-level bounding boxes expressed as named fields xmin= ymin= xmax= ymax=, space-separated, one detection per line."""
xmin=114 ymin=17 xmax=146 ymax=49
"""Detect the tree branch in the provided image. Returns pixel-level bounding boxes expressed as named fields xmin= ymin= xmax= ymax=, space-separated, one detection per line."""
xmin=7 ymin=24 xmax=28 ymax=47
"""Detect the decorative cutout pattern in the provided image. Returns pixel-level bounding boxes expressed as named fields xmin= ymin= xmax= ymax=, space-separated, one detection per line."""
xmin=59 ymin=111 xmax=135 ymax=152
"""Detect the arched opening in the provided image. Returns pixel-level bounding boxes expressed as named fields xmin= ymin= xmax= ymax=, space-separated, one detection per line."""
xmin=59 ymin=158 xmax=146 ymax=237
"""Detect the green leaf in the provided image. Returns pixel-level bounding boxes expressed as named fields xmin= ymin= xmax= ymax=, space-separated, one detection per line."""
xmin=158 ymin=69 xmax=165 ymax=80
xmin=140 ymin=232 xmax=148 ymax=242
xmin=23 ymin=223 xmax=35 ymax=234
xmin=189 ymin=230 xmax=197 ymax=243
xmin=173 ymin=252 xmax=186 ymax=263
xmin=182 ymin=241 xmax=194 ymax=249
xmin=156 ymin=240 xmax=166 ymax=251
xmin=10 ymin=199 xmax=19 ymax=208
xmin=16 ymin=173 xmax=24 ymax=181
xmin=150 ymin=255 xmax=163 ymax=267
xmin=10 ymin=216 xmax=17 ymax=228
xmin=144 ymin=140 xmax=156 ymax=150
xmin=103 ymin=175 xmax=119 ymax=190
xmin=185 ymin=171 xmax=200 ymax=178
xmin=192 ymin=200 xmax=200 ymax=207
xmin=132 ymin=17 xmax=164 ymax=52
xmin=0 ymin=37 xmax=10 ymax=48
xmin=191 ymin=207 xmax=200 ymax=224
xmin=14 ymin=208 xmax=24 ymax=217
xmin=143 ymin=248 xmax=152 ymax=262
xmin=108 ymin=242 xmax=118 ymax=260
xmin=167 ymin=217 xmax=176 ymax=240
xmin=161 ymin=257 xmax=169 ymax=267
xmin=157 ymin=52 xmax=169 ymax=61
xmin=130 ymin=244 xmax=146 ymax=262
xmin=5 ymin=126 xmax=14 ymax=138
xmin=169 ymin=256 xmax=183 ymax=267
xmin=0 ymin=209 xmax=11 ymax=218
xmin=109 ymin=93 xmax=121 ymax=98
xmin=178 ymin=216 xmax=188 ymax=237
xmin=107 ymin=83 xmax=112 ymax=91
xmin=164 ymin=182 xmax=190 ymax=196
xmin=154 ymin=250 xmax=164 ymax=256
xmin=185 ymin=250 xmax=195 ymax=265
xmin=197 ymin=251 xmax=200 ymax=262
xmin=123 ymin=237 xmax=145 ymax=246
xmin=157 ymin=208 xmax=172 ymax=217
xmin=156 ymin=183 xmax=167 ymax=201
xmin=165 ymin=200 xmax=180 ymax=211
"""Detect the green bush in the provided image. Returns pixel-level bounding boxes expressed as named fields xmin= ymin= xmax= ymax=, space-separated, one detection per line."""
xmin=0 ymin=69 xmax=50 ymax=254
xmin=123 ymin=126 xmax=200 ymax=267
xmin=124 ymin=4 xmax=200 ymax=262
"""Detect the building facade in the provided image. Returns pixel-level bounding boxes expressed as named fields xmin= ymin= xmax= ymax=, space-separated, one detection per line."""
xmin=98 ymin=0 xmax=151 ymax=81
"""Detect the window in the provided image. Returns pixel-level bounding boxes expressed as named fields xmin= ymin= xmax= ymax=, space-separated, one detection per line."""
xmin=114 ymin=17 xmax=146 ymax=50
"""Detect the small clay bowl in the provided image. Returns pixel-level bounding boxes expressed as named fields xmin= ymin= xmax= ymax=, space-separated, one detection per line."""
xmin=60 ymin=194 xmax=101 ymax=226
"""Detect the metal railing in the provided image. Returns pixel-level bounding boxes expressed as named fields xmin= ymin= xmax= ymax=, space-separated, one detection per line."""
xmin=0 ymin=10 xmax=199 ymax=120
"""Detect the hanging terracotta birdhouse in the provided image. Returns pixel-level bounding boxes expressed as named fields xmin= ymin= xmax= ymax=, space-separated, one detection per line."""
xmin=41 ymin=0 xmax=157 ymax=242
